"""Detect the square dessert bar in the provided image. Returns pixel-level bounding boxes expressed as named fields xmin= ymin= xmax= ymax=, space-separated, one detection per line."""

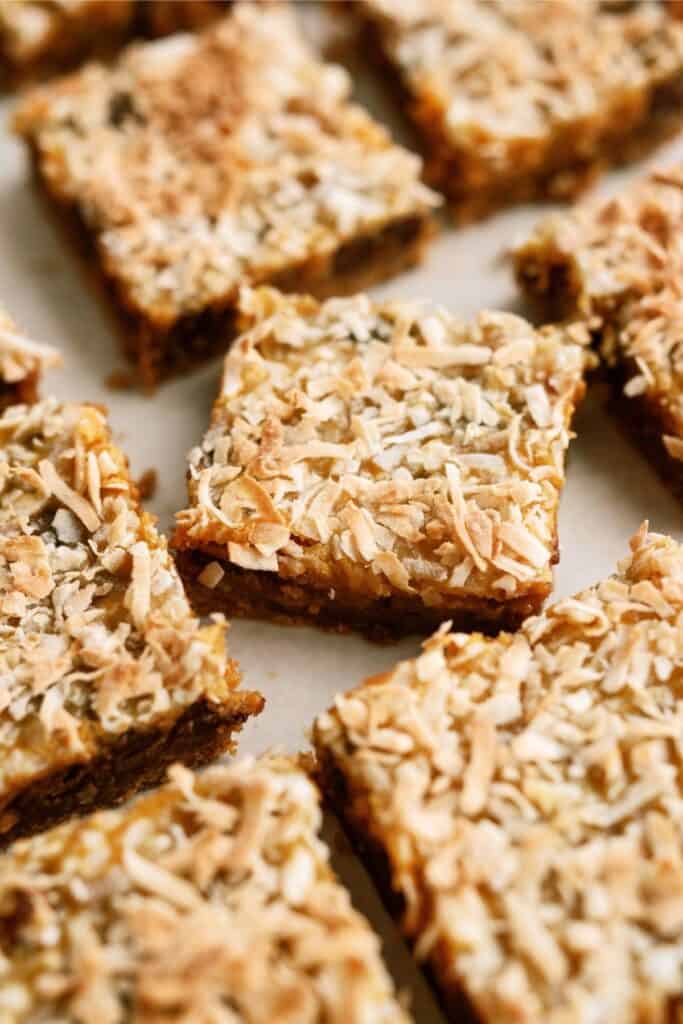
xmin=14 ymin=4 xmax=439 ymax=389
xmin=515 ymin=164 xmax=683 ymax=502
xmin=0 ymin=305 xmax=59 ymax=409
xmin=0 ymin=754 xmax=411 ymax=1024
xmin=0 ymin=1 xmax=228 ymax=88
xmin=314 ymin=525 xmax=683 ymax=1023
xmin=0 ymin=397 xmax=262 ymax=847
xmin=173 ymin=287 xmax=592 ymax=640
xmin=355 ymin=0 xmax=683 ymax=221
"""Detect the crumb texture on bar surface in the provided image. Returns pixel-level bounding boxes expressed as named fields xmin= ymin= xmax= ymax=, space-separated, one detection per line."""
xmin=359 ymin=0 xmax=683 ymax=216
xmin=174 ymin=286 xmax=591 ymax=633
xmin=13 ymin=3 xmax=437 ymax=341
xmin=0 ymin=753 xmax=411 ymax=1023
xmin=314 ymin=525 xmax=683 ymax=1023
xmin=515 ymin=164 xmax=683 ymax=480
xmin=0 ymin=397 xmax=261 ymax=842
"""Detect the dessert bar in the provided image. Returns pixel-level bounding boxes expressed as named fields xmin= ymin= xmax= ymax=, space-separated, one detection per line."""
xmin=14 ymin=3 xmax=438 ymax=387
xmin=0 ymin=397 xmax=262 ymax=846
xmin=355 ymin=0 xmax=683 ymax=221
xmin=0 ymin=0 xmax=228 ymax=88
xmin=515 ymin=164 xmax=683 ymax=501
xmin=314 ymin=525 xmax=683 ymax=1023
xmin=0 ymin=304 xmax=59 ymax=408
xmin=0 ymin=754 xmax=411 ymax=1023
xmin=173 ymin=287 xmax=592 ymax=640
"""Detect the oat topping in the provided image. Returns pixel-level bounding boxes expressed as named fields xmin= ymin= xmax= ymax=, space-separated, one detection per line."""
xmin=315 ymin=525 xmax=683 ymax=1023
xmin=175 ymin=287 xmax=591 ymax=607
xmin=0 ymin=753 xmax=410 ymax=1024
xmin=515 ymin=164 xmax=683 ymax=451
xmin=0 ymin=305 xmax=59 ymax=388
xmin=360 ymin=0 xmax=683 ymax=145
xmin=0 ymin=397 xmax=245 ymax=798
xmin=13 ymin=3 xmax=438 ymax=324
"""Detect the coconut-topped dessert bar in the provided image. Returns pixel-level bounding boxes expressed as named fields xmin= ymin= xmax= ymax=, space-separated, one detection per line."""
xmin=0 ymin=397 xmax=262 ymax=846
xmin=314 ymin=525 xmax=683 ymax=1022
xmin=13 ymin=3 xmax=439 ymax=387
xmin=174 ymin=287 xmax=592 ymax=639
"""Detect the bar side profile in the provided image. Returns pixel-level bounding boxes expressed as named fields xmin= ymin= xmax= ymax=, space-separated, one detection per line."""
xmin=0 ymin=754 xmax=411 ymax=1023
xmin=0 ymin=398 xmax=262 ymax=846
xmin=355 ymin=0 xmax=683 ymax=221
xmin=13 ymin=3 xmax=438 ymax=387
xmin=314 ymin=525 xmax=683 ymax=1023
xmin=514 ymin=164 xmax=683 ymax=501
xmin=174 ymin=287 xmax=592 ymax=640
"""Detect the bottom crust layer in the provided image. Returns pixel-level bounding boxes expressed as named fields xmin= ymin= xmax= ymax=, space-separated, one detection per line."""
xmin=316 ymin=745 xmax=480 ymax=1024
xmin=0 ymin=691 xmax=263 ymax=848
xmin=175 ymin=549 xmax=548 ymax=643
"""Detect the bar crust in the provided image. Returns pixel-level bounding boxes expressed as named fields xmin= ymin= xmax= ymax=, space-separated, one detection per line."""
xmin=356 ymin=0 xmax=683 ymax=222
xmin=0 ymin=754 xmax=411 ymax=1023
xmin=174 ymin=287 xmax=591 ymax=640
xmin=14 ymin=4 xmax=438 ymax=388
xmin=314 ymin=525 xmax=683 ymax=1023
xmin=0 ymin=398 xmax=262 ymax=846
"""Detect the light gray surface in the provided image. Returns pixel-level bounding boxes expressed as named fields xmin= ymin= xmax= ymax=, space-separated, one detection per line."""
xmin=1 ymin=20 xmax=682 ymax=1017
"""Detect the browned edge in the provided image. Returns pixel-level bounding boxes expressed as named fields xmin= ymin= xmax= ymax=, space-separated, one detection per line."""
xmin=0 ymin=690 xmax=264 ymax=848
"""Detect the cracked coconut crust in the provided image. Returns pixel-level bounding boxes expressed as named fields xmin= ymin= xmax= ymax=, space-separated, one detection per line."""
xmin=13 ymin=3 xmax=439 ymax=388
xmin=314 ymin=525 xmax=683 ymax=1024
xmin=0 ymin=754 xmax=411 ymax=1024
xmin=0 ymin=397 xmax=262 ymax=847
xmin=0 ymin=1 xmax=229 ymax=89
xmin=0 ymin=305 xmax=59 ymax=409
xmin=356 ymin=0 xmax=683 ymax=221
xmin=173 ymin=287 xmax=592 ymax=640
xmin=514 ymin=163 xmax=683 ymax=502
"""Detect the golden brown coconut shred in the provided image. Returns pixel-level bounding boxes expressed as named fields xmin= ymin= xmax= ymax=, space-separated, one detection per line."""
xmin=314 ymin=524 xmax=683 ymax=1024
xmin=175 ymin=286 xmax=594 ymax=611
xmin=0 ymin=397 xmax=258 ymax=802
xmin=0 ymin=754 xmax=411 ymax=1023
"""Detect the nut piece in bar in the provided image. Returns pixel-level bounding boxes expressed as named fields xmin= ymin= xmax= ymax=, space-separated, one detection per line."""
xmin=0 ymin=397 xmax=263 ymax=847
xmin=0 ymin=1 xmax=229 ymax=89
xmin=314 ymin=524 xmax=683 ymax=1024
xmin=355 ymin=0 xmax=683 ymax=221
xmin=13 ymin=3 xmax=439 ymax=389
xmin=514 ymin=164 xmax=683 ymax=502
xmin=173 ymin=287 xmax=592 ymax=641
xmin=0 ymin=753 xmax=412 ymax=1024
xmin=0 ymin=305 xmax=60 ymax=408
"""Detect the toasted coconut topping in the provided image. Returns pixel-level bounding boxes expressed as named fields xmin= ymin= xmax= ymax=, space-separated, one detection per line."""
xmin=0 ymin=397 xmax=245 ymax=797
xmin=360 ymin=0 xmax=683 ymax=141
xmin=0 ymin=754 xmax=410 ymax=1024
xmin=515 ymin=164 xmax=683 ymax=451
xmin=0 ymin=305 xmax=59 ymax=387
xmin=13 ymin=3 xmax=438 ymax=324
xmin=315 ymin=526 xmax=683 ymax=1023
xmin=175 ymin=287 xmax=592 ymax=606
